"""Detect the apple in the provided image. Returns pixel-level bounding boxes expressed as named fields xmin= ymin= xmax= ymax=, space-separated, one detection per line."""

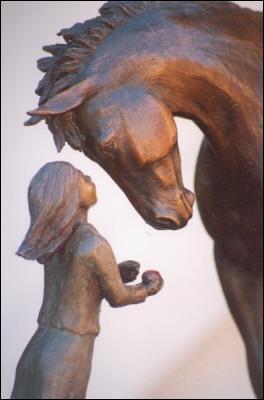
xmin=142 ymin=270 xmax=161 ymax=284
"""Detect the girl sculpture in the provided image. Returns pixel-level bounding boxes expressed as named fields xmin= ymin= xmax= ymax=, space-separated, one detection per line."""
xmin=11 ymin=161 xmax=163 ymax=399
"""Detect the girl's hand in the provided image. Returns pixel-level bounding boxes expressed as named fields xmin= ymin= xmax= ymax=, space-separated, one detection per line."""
xmin=118 ymin=260 xmax=140 ymax=283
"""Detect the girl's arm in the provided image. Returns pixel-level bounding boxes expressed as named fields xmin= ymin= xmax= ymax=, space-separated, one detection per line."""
xmin=90 ymin=236 xmax=163 ymax=307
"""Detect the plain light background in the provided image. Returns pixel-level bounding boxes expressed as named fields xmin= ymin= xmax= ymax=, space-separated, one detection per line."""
xmin=1 ymin=2 xmax=262 ymax=399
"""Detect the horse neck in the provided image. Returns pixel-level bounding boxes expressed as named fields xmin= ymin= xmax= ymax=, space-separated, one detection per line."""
xmin=90 ymin=4 xmax=262 ymax=166
xmin=152 ymin=61 xmax=262 ymax=167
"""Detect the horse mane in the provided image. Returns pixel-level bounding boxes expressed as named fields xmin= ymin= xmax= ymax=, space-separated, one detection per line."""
xmin=27 ymin=1 xmax=260 ymax=152
xmin=27 ymin=1 xmax=160 ymax=151
xmin=35 ymin=1 xmax=157 ymax=106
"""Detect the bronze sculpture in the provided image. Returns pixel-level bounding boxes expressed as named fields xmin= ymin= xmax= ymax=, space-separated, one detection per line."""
xmin=24 ymin=1 xmax=263 ymax=398
xmin=11 ymin=161 xmax=163 ymax=399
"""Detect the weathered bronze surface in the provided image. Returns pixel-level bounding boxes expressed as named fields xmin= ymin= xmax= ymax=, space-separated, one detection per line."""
xmin=11 ymin=162 xmax=163 ymax=399
xmin=24 ymin=1 xmax=262 ymax=398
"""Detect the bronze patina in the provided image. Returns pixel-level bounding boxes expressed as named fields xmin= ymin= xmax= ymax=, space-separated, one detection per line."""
xmin=24 ymin=1 xmax=263 ymax=398
xmin=11 ymin=161 xmax=163 ymax=399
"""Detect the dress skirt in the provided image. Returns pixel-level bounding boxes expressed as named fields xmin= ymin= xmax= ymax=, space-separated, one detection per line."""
xmin=11 ymin=325 xmax=95 ymax=399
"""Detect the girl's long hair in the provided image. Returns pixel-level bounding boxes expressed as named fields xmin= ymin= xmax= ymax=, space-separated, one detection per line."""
xmin=17 ymin=161 xmax=80 ymax=263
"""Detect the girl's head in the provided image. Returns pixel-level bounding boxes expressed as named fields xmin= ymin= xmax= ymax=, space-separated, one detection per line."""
xmin=17 ymin=161 xmax=96 ymax=263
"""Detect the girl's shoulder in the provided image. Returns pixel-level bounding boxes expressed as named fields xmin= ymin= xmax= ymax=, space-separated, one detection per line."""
xmin=76 ymin=222 xmax=99 ymax=237
xmin=72 ymin=223 xmax=109 ymax=258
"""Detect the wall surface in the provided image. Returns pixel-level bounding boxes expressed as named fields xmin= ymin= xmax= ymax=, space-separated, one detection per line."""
xmin=1 ymin=1 xmax=262 ymax=399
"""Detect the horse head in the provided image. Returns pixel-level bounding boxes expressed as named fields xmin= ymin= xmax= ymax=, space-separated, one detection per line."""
xmin=28 ymin=77 xmax=194 ymax=230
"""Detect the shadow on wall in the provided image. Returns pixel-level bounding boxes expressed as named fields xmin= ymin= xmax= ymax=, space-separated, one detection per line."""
xmin=142 ymin=314 xmax=255 ymax=399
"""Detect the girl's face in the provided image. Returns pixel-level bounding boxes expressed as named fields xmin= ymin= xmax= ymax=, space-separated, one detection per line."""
xmin=78 ymin=174 xmax=97 ymax=208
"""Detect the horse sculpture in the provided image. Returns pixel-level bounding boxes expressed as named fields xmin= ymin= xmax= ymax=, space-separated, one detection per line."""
xmin=25 ymin=1 xmax=263 ymax=397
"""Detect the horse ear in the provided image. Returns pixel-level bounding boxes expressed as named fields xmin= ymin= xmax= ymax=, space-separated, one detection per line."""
xmin=27 ymin=76 xmax=100 ymax=116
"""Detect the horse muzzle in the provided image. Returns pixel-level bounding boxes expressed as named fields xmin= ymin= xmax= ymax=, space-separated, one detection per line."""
xmin=146 ymin=190 xmax=195 ymax=230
